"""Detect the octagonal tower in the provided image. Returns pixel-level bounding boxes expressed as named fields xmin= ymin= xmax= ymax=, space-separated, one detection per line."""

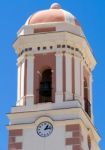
xmin=7 ymin=3 xmax=100 ymax=150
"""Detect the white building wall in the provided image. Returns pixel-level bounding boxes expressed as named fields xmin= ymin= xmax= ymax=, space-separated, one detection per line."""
xmin=22 ymin=125 xmax=69 ymax=150
xmin=65 ymin=53 xmax=72 ymax=100
xmin=74 ymin=57 xmax=81 ymax=100
xmin=26 ymin=55 xmax=34 ymax=106
xmin=55 ymin=52 xmax=63 ymax=103
xmin=14 ymin=121 xmax=100 ymax=150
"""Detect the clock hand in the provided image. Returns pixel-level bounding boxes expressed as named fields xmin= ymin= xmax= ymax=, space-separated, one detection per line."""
xmin=44 ymin=125 xmax=49 ymax=130
xmin=44 ymin=125 xmax=51 ymax=130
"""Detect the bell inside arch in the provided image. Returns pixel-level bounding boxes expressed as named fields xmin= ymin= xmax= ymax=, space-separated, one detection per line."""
xmin=39 ymin=69 xmax=52 ymax=102
xmin=40 ymin=81 xmax=51 ymax=96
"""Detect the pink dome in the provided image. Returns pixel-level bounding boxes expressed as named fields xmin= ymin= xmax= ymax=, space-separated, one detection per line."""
xmin=26 ymin=3 xmax=80 ymax=26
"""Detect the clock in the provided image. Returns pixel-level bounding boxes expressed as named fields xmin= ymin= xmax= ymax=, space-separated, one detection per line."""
xmin=37 ymin=121 xmax=53 ymax=137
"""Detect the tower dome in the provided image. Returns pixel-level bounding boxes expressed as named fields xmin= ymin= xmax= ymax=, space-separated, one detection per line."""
xmin=26 ymin=3 xmax=80 ymax=26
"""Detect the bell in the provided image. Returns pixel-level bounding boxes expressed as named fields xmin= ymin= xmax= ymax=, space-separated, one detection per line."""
xmin=39 ymin=81 xmax=51 ymax=96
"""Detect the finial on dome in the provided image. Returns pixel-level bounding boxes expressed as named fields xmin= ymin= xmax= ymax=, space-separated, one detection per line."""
xmin=50 ymin=3 xmax=61 ymax=9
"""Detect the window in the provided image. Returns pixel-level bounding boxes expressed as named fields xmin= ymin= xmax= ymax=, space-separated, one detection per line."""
xmin=39 ymin=69 xmax=52 ymax=103
xmin=25 ymin=48 xmax=28 ymax=51
xmin=37 ymin=47 xmax=40 ymax=50
xmin=57 ymin=45 xmax=61 ymax=48
xmin=84 ymin=78 xmax=91 ymax=117
xmin=43 ymin=47 xmax=46 ymax=50
xmin=71 ymin=47 xmax=74 ymax=50
xmin=50 ymin=46 xmax=53 ymax=49
xmin=62 ymin=45 xmax=66 ymax=48
xmin=67 ymin=45 xmax=70 ymax=48
xmin=29 ymin=47 xmax=32 ymax=51
xmin=75 ymin=48 xmax=79 ymax=51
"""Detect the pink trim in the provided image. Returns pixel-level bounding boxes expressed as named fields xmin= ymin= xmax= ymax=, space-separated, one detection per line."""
xmin=72 ymin=56 xmax=75 ymax=99
xmin=80 ymin=61 xmax=82 ymax=99
xmin=9 ymin=137 xmax=15 ymax=144
xmin=63 ymin=53 xmax=66 ymax=101
xmin=66 ymin=124 xmax=81 ymax=132
xmin=66 ymin=137 xmax=81 ymax=145
xmin=73 ymin=145 xmax=83 ymax=150
xmin=9 ymin=129 xmax=23 ymax=136
xmin=65 ymin=124 xmax=83 ymax=149
xmin=8 ymin=129 xmax=23 ymax=150
xmin=34 ymin=27 xmax=56 ymax=33
xmin=9 ymin=143 xmax=22 ymax=150
xmin=33 ymin=55 xmax=37 ymax=104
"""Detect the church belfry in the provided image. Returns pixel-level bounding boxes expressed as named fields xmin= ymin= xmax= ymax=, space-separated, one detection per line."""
xmin=7 ymin=3 xmax=100 ymax=150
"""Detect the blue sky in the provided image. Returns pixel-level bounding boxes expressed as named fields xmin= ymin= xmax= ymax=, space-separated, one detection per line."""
xmin=0 ymin=0 xmax=105 ymax=149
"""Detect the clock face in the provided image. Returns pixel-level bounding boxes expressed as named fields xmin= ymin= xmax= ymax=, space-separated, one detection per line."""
xmin=37 ymin=121 xmax=53 ymax=137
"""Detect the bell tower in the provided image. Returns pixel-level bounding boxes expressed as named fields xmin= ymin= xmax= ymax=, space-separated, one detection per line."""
xmin=7 ymin=3 xmax=100 ymax=150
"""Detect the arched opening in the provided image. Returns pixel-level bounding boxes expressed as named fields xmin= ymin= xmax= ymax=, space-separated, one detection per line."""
xmin=39 ymin=69 xmax=52 ymax=103
xmin=84 ymin=78 xmax=88 ymax=101
xmin=84 ymin=78 xmax=91 ymax=117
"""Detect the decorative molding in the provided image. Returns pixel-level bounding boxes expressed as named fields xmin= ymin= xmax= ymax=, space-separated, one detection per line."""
xmin=7 ymin=107 xmax=100 ymax=142
xmin=13 ymin=31 xmax=96 ymax=71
